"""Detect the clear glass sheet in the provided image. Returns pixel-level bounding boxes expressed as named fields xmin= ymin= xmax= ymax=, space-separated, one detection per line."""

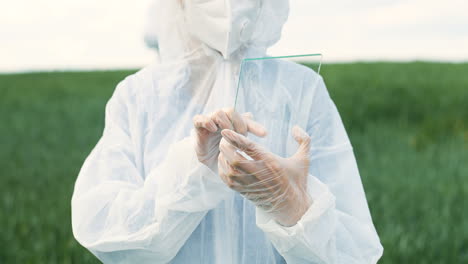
xmin=234 ymin=54 xmax=322 ymax=158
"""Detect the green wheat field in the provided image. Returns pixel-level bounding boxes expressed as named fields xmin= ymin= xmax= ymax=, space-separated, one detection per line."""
xmin=1 ymin=62 xmax=467 ymax=263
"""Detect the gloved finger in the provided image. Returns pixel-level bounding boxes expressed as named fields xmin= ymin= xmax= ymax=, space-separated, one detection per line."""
xmin=218 ymin=153 xmax=246 ymax=190
xmin=193 ymin=114 xmax=217 ymax=133
xmin=242 ymin=113 xmax=267 ymax=137
xmin=219 ymin=138 xmax=246 ymax=163
xmin=220 ymin=129 xmax=266 ymax=160
xmin=225 ymin=165 xmax=255 ymax=190
xmin=219 ymin=138 xmax=273 ymax=188
xmin=212 ymin=110 xmax=234 ymax=131
xmin=291 ymin=125 xmax=311 ymax=158
xmin=219 ymin=138 xmax=264 ymax=179
xmin=223 ymin=108 xmax=248 ymax=136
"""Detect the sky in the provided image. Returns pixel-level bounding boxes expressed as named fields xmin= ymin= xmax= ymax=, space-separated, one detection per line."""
xmin=1 ymin=0 xmax=467 ymax=72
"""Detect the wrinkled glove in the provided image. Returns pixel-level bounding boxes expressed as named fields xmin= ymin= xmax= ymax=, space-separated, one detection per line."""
xmin=218 ymin=126 xmax=312 ymax=227
xmin=193 ymin=108 xmax=267 ymax=171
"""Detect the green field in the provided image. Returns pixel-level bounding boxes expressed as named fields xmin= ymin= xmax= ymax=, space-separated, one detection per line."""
xmin=1 ymin=62 xmax=467 ymax=263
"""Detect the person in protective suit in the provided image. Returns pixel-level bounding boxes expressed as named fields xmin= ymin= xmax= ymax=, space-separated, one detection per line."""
xmin=71 ymin=0 xmax=383 ymax=263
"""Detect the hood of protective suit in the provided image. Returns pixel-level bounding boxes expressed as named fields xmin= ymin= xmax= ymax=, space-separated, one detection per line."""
xmin=150 ymin=0 xmax=289 ymax=61
xmin=142 ymin=0 xmax=291 ymax=118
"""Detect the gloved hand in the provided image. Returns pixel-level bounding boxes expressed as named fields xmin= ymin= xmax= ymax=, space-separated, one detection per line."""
xmin=218 ymin=126 xmax=312 ymax=227
xmin=193 ymin=108 xmax=267 ymax=171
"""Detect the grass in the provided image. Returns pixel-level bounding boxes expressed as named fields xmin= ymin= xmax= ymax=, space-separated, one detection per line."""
xmin=0 ymin=62 xmax=467 ymax=263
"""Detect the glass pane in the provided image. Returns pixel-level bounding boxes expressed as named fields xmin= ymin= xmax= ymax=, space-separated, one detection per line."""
xmin=234 ymin=54 xmax=322 ymax=158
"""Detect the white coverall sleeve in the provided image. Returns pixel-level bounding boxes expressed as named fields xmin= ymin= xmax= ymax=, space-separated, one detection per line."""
xmin=256 ymin=78 xmax=383 ymax=264
xmin=71 ymin=80 xmax=230 ymax=263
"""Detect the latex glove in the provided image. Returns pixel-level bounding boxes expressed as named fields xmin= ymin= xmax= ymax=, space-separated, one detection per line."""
xmin=193 ymin=108 xmax=267 ymax=171
xmin=218 ymin=126 xmax=312 ymax=227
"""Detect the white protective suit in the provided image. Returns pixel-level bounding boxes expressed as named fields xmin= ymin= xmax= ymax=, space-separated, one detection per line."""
xmin=71 ymin=0 xmax=383 ymax=263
